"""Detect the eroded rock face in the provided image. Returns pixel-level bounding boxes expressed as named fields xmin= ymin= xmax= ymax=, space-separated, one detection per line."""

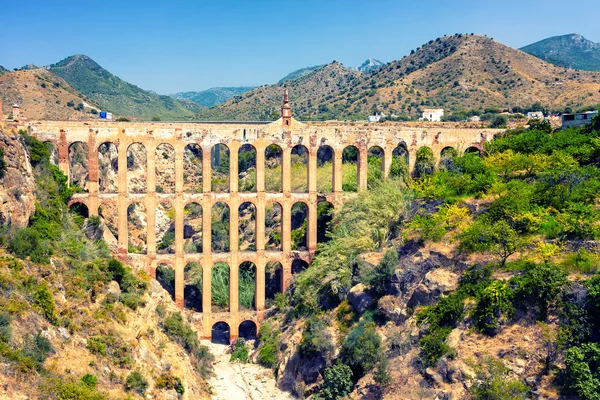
xmin=347 ymin=283 xmax=375 ymax=314
xmin=0 ymin=127 xmax=36 ymax=228
xmin=408 ymin=268 xmax=459 ymax=307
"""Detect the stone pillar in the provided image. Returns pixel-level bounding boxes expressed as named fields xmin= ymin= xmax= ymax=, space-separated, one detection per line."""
xmin=229 ymin=143 xmax=239 ymax=194
xmin=87 ymin=131 xmax=99 ymax=216
xmin=146 ymin=144 xmax=157 ymax=258
xmin=117 ymin=138 xmax=129 ymax=257
xmin=358 ymin=146 xmax=368 ymax=190
xmin=174 ymin=144 xmax=185 ymax=309
xmin=58 ymin=130 xmax=69 ymax=182
xmin=332 ymin=148 xmax=343 ymax=194
xmin=383 ymin=147 xmax=392 ymax=178
xmin=256 ymin=258 xmax=265 ymax=311
xmin=409 ymin=148 xmax=418 ymax=174
xmin=281 ymin=257 xmax=292 ymax=292
xmin=282 ymin=198 xmax=291 ymax=253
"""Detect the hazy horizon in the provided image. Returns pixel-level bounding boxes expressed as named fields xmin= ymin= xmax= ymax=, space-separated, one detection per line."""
xmin=1 ymin=0 xmax=599 ymax=94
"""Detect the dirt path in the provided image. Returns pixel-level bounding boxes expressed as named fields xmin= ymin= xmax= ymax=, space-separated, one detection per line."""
xmin=204 ymin=340 xmax=294 ymax=400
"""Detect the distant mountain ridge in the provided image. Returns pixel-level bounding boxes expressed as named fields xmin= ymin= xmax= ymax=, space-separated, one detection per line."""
xmin=356 ymin=58 xmax=385 ymax=73
xmin=521 ymin=34 xmax=600 ymax=71
xmin=278 ymin=65 xmax=327 ymax=83
xmin=0 ymin=66 xmax=8 ymax=75
xmin=49 ymin=54 xmax=204 ymax=120
xmin=172 ymin=86 xmax=256 ymax=108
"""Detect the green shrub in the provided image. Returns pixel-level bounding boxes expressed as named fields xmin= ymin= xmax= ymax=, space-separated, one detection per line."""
xmin=80 ymin=374 xmax=97 ymax=389
xmin=563 ymin=343 xmax=600 ymax=400
xmin=0 ymin=147 xmax=7 ymax=179
xmin=419 ymin=326 xmax=453 ymax=367
xmin=8 ymin=228 xmax=52 ymax=264
xmin=490 ymin=115 xmax=508 ymax=129
xmin=155 ymin=373 xmax=185 ymax=395
xmin=473 ymin=281 xmax=514 ymax=335
xmin=257 ymin=322 xmax=279 ymax=369
xmin=0 ymin=313 xmax=12 ymax=343
xmin=32 ymin=282 xmax=57 ymax=323
xmin=468 ymin=356 xmax=529 ymax=399
xmin=23 ymin=332 xmax=53 ymax=364
xmin=125 ymin=371 xmax=148 ymax=394
xmin=44 ymin=378 xmax=108 ymax=400
xmin=511 ymin=262 xmax=567 ymax=320
xmin=321 ymin=362 xmax=353 ymax=400
xmin=230 ymin=338 xmax=249 ymax=363
xmin=298 ymin=317 xmax=333 ymax=359
xmin=86 ymin=335 xmax=132 ymax=366
xmin=341 ymin=321 xmax=383 ymax=377
xmin=367 ymin=249 xmax=398 ymax=296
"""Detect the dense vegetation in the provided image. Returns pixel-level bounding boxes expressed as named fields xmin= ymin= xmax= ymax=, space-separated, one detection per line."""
xmin=255 ymin=114 xmax=600 ymax=399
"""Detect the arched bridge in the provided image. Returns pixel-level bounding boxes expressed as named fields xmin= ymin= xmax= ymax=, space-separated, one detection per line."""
xmin=25 ymin=118 xmax=499 ymax=340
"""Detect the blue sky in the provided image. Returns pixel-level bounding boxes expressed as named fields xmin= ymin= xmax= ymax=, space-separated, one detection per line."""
xmin=1 ymin=0 xmax=599 ymax=94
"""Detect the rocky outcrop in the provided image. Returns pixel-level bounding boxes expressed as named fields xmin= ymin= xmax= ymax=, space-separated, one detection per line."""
xmin=347 ymin=283 xmax=375 ymax=313
xmin=0 ymin=126 xmax=36 ymax=228
xmin=408 ymin=268 xmax=459 ymax=307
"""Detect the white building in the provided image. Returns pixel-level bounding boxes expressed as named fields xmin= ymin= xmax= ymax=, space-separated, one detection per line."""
xmin=527 ymin=111 xmax=544 ymax=119
xmin=421 ymin=108 xmax=444 ymax=122
xmin=367 ymin=112 xmax=386 ymax=123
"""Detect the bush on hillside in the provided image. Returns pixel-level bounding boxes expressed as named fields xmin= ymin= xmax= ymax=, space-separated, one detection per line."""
xmin=341 ymin=321 xmax=383 ymax=377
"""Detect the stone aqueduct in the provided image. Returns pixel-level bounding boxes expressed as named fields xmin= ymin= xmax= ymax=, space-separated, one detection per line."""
xmin=24 ymin=116 xmax=498 ymax=340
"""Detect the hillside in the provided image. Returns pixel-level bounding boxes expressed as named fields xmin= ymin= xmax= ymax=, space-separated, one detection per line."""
xmin=172 ymin=86 xmax=256 ymax=107
xmin=356 ymin=58 xmax=385 ymax=73
xmin=521 ymin=33 xmax=600 ymax=71
xmin=0 ymin=69 xmax=100 ymax=120
xmin=49 ymin=55 xmax=204 ymax=120
xmin=0 ymin=65 xmax=8 ymax=75
xmin=278 ymin=64 xmax=327 ymax=83
xmin=203 ymin=34 xmax=600 ymax=121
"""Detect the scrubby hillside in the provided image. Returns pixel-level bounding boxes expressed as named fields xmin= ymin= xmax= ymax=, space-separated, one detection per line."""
xmin=172 ymin=87 xmax=256 ymax=108
xmin=248 ymin=116 xmax=600 ymax=399
xmin=0 ymin=126 xmax=213 ymax=399
xmin=204 ymin=34 xmax=600 ymax=121
xmin=522 ymin=34 xmax=600 ymax=72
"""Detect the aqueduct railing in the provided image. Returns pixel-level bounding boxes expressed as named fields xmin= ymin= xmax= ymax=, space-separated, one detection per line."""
xmin=25 ymin=119 xmax=496 ymax=340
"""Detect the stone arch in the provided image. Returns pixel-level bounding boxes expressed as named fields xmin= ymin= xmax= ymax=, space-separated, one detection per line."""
xmin=183 ymin=143 xmax=203 ymax=193
xmin=127 ymin=202 xmax=147 ymax=254
xmin=68 ymin=141 xmax=88 ymax=191
xmin=292 ymin=259 xmax=309 ymax=275
xmin=211 ymin=143 xmax=230 ymax=193
xmin=184 ymin=262 xmax=202 ymax=312
xmin=238 ymin=202 xmax=256 ymax=251
xmin=156 ymin=263 xmax=175 ymax=300
xmin=317 ymin=145 xmax=334 ymax=193
xmin=98 ymin=200 xmax=118 ymax=240
xmin=317 ymin=200 xmax=334 ymax=244
xmin=342 ymin=145 xmax=359 ymax=192
xmin=291 ymin=202 xmax=308 ymax=251
xmin=156 ymin=201 xmax=175 ymax=254
xmin=127 ymin=143 xmax=147 ymax=193
xmin=391 ymin=142 xmax=409 ymax=178
xmin=265 ymin=201 xmax=282 ymax=251
xmin=98 ymin=142 xmax=118 ymax=193
xmin=367 ymin=146 xmax=384 ymax=187
xmin=211 ymin=262 xmax=230 ymax=312
xmin=291 ymin=144 xmax=308 ymax=192
xmin=44 ymin=141 xmax=58 ymax=166
xmin=211 ymin=321 xmax=230 ymax=345
xmin=69 ymin=201 xmax=89 ymax=225
xmin=155 ymin=143 xmax=175 ymax=193
xmin=265 ymin=144 xmax=283 ymax=193
xmin=238 ymin=144 xmax=256 ymax=192
xmin=184 ymin=202 xmax=203 ymax=254
xmin=465 ymin=145 xmax=482 ymax=156
xmin=265 ymin=261 xmax=283 ymax=307
xmin=239 ymin=320 xmax=257 ymax=341
xmin=239 ymin=261 xmax=256 ymax=311
xmin=212 ymin=202 xmax=230 ymax=252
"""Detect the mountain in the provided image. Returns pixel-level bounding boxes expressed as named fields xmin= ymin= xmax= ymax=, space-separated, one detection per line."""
xmin=172 ymin=86 xmax=256 ymax=108
xmin=202 ymin=34 xmax=600 ymax=121
xmin=0 ymin=65 xmax=9 ymax=75
xmin=521 ymin=34 xmax=600 ymax=71
xmin=356 ymin=58 xmax=384 ymax=73
xmin=278 ymin=64 xmax=327 ymax=83
xmin=0 ymin=68 xmax=101 ymax=120
xmin=49 ymin=54 xmax=204 ymax=120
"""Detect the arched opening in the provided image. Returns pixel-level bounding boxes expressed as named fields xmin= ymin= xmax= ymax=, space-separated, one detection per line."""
xmin=69 ymin=202 xmax=89 ymax=227
xmin=211 ymin=144 xmax=230 ymax=193
xmin=440 ymin=146 xmax=457 ymax=170
xmin=155 ymin=143 xmax=175 ymax=193
xmin=212 ymin=202 xmax=230 ymax=252
xmin=212 ymin=322 xmax=230 ymax=345
xmin=265 ymin=261 xmax=283 ymax=308
xmin=317 ymin=145 xmax=333 ymax=193
xmin=127 ymin=202 xmax=147 ymax=254
xmin=238 ymin=202 xmax=256 ymax=251
xmin=265 ymin=202 xmax=282 ymax=251
xmin=342 ymin=145 xmax=359 ymax=192
xmin=239 ymin=320 xmax=257 ymax=341
xmin=211 ymin=262 xmax=230 ymax=312
xmin=127 ymin=143 xmax=147 ymax=193
xmin=156 ymin=263 xmax=175 ymax=300
xmin=156 ymin=201 xmax=175 ymax=254
xmin=44 ymin=142 xmax=58 ymax=166
xmin=414 ymin=146 xmax=435 ymax=178
xmin=98 ymin=142 xmax=118 ymax=193
xmin=265 ymin=144 xmax=282 ymax=193
xmin=291 ymin=144 xmax=308 ymax=193
xmin=317 ymin=201 xmax=334 ymax=244
xmin=183 ymin=143 xmax=203 ymax=193
xmin=68 ymin=141 xmax=89 ymax=191
xmin=292 ymin=259 xmax=309 ymax=276
xmin=465 ymin=146 xmax=482 ymax=156
xmin=291 ymin=202 xmax=308 ymax=251
xmin=391 ymin=143 xmax=409 ymax=178
xmin=239 ymin=261 xmax=256 ymax=311
xmin=367 ymin=146 xmax=384 ymax=188
xmin=238 ymin=144 xmax=256 ymax=192
xmin=184 ymin=202 xmax=203 ymax=253
xmin=99 ymin=201 xmax=118 ymax=240
xmin=184 ymin=262 xmax=202 ymax=312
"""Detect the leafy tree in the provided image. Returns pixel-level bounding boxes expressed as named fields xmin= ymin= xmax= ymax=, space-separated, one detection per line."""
xmin=298 ymin=317 xmax=333 ymax=359
xmin=511 ymin=262 xmax=568 ymax=320
xmin=341 ymin=321 xmax=383 ymax=377
xmin=321 ymin=362 xmax=353 ymax=400
xmin=473 ymin=280 xmax=514 ymax=334
xmin=563 ymin=343 xmax=600 ymax=400
xmin=460 ymin=219 xmax=526 ymax=266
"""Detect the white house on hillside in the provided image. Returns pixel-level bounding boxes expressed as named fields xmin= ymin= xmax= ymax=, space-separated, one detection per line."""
xmin=421 ymin=108 xmax=444 ymax=122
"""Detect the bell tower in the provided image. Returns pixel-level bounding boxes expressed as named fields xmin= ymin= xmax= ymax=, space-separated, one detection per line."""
xmin=281 ymin=87 xmax=292 ymax=126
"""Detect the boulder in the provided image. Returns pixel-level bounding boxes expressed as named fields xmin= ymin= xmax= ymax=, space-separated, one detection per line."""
xmin=107 ymin=281 xmax=121 ymax=298
xmin=347 ymin=284 xmax=374 ymax=314
xmin=425 ymin=367 xmax=445 ymax=386
xmin=408 ymin=268 xmax=459 ymax=307
xmin=378 ymin=295 xmax=408 ymax=324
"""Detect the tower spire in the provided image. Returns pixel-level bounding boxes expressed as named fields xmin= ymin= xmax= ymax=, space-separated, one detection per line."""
xmin=281 ymin=87 xmax=292 ymax=126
